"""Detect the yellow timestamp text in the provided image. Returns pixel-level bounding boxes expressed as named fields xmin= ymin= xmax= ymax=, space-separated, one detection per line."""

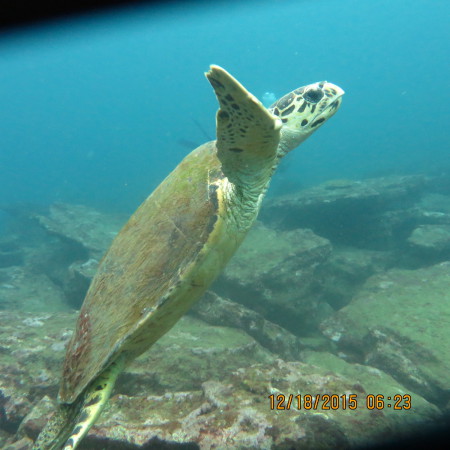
xmin=268 ymin=394 xmax=411 ymax=411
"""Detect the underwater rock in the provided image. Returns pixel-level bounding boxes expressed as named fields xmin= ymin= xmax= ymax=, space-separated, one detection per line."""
xmin=1 ymin=309 xmax=443 ymax=449
xmin=0 ymin=266 xmax=69 ymax=312
xmin=0 ymin=309 xmax=274 ymax=445
xmin=1 ymin=436 xmax=33 ymax=450
xmin=61 ymin=259 xmax=100 ymax=309
xmin=20 ymin=359 xmax=441 ymax=449
xmin=261 ymin=175 xmax=427 ymax=248
xmin=213 ymin=222 xmax=333 ymax=336
xmin=34 ymin=203 xmax=127 ymax=307
xmin=36 ymin=203 xmax=126 ymax=260
xmin=0 ymin=311 xmax=75 ymax=443
xmin=404 ymin=193 xmax=450 ymax=265
xmin=0 ymin=238 xmax=23 ymax=268
xmin=407 ymin=225 xmax=450 ymax=255
xmin=320 ymin=261 xmax=450 ymax=406
xmin=318 ymin=247 xmax=394 ymax=309
xmin=119 ymin=315 xmax=275 ymax=396
xmin=422 ymin=174 xmax=450 ymax=198
xmin=15 ymin=396 xmax=55 ymax=445
xmin=191 ymin=291 xmax=314 ymax=360
xmin=300 ymin=350 xmax=440 ymax=427
xmin=0 ymin=213 xmax=83 ymax=311
xmin=0 ymin=206 xmax=93 ymax=311
xmin=415 ymin=193 xmax=450 ymax=222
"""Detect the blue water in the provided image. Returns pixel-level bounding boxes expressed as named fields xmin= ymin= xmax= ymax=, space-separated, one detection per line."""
xmin=0 ymin=0 xmax=448 ymax=218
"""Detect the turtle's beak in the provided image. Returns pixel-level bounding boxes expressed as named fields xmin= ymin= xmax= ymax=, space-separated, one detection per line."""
xmin=325 ymin=83 xmax=345 ymax=97
xmin=316 ymin=82 xmax=344 ymax=120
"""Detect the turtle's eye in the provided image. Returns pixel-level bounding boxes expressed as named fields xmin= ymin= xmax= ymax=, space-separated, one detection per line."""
xmin=303 ymin=88 xmax=324 ymax=104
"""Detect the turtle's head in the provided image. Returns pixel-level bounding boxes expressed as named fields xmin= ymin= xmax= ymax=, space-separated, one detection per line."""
xmin=269 ymin=81 xmax=344 ymax=156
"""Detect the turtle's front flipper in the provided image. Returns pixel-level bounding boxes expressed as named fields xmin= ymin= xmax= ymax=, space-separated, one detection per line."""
xmin=33 ymin=358 xmax=124 ymax=450
xmin=206 ymin=65 xmax=282 ymax=177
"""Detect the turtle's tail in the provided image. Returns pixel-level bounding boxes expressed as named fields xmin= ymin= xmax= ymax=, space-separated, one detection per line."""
xmin=33 ymin=358 xmax=124 ymax=450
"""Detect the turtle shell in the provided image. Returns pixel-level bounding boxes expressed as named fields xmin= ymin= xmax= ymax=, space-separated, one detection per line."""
xmin=59 ymin=141 xmax=230 ymax=403
xmin=59 ymin=65 xmax=283 ymax=404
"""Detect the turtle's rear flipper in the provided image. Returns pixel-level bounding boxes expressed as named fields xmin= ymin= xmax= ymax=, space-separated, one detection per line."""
xmin=33 ymin=358 xmax=123 ymax=450
xmin=32 ymin=403 xmax=76 ymax=450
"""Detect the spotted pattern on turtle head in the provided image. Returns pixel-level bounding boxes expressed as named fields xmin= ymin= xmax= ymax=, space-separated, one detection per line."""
xmin=270 ymin=81 xmax=343 ymax=129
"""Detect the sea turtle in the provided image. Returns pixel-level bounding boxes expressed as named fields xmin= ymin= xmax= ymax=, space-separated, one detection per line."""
xmin=33 ymin=65 xmax=343 ymax=449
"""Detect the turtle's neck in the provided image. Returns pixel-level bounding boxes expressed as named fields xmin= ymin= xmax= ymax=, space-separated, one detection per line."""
xmin=219 ymin=151 xmax=278 ymax=232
